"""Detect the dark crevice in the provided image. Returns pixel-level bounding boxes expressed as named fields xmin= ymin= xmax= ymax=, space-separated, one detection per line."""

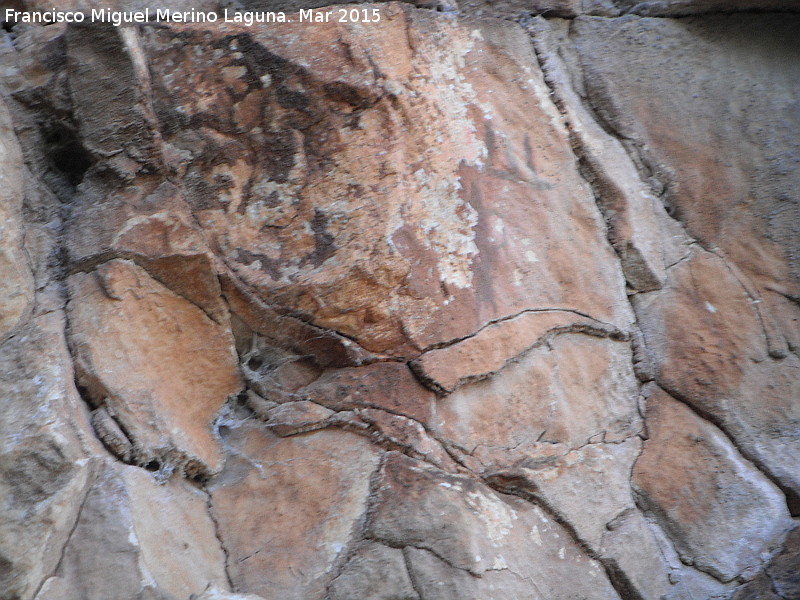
xmin=31 ymin=465 xmax=96 ymax=599
xmin=41 ymin=121 xmax=94 ymax=187
xmin=202 ymin=487 xmax=235 ymax=592
xmin=482 ymin=474 xmax=643 ymax=600
xmin=529 ymin=8 xmax=800 ymax=21
xmin=401 ymin=547 xmax=426 ymax=600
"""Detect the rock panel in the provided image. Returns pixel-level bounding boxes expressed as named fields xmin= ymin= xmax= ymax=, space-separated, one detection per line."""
xmin=430 ymin=333 xmax=641 ymax=472
xmin=327 ymin=542 xmax=419 ymax=600
xmin=209 ymin=424 xmax=381 ymax=600
xmin=0 ymin=312 xmax=98 ymax=600
xmin=35 ymin=460 xmax=230 ymax=600
xmin=0 ymin=96 xmax=34 ymax=342
xmin=368 ymin=452 xmax=622 ymax=598
xmin=67 ymin=259 xmax=241 ymax=476
xmin=141 ymin=5 xmax=632 ymax=356
xmin=411 ymin=309 xmax=626 ymax=394
xmin=632 ymin=387 xmax=793 ymax=582
xmin=633 ymin=249 xmax=800 ymax=511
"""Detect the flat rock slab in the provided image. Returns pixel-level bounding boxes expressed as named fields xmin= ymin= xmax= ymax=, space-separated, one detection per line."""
xmin=633 ymin=387 xmax=792 ymax=582
xmin=411 ymin=309 xmax=625 ymax=394
xmin=67 ymin=259 xmax=241 ymax=476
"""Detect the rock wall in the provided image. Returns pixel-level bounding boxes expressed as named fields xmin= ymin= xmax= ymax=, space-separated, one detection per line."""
xmin=1 ymin=2 xmax=798 ymax=599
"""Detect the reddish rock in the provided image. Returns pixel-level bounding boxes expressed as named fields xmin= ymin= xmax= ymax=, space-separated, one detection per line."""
xmin=140 ymin=6 xmax=632 ymax=357
xmin=300 ymin=361 xmax=436 ymax=426
xmin=67 ymin=259 xmax=241 ymax=476
xmin=632 ymin=387 xmax=792 ymax=582
xmin=411 ymin=309 xmax=625 ymax=394
xmin=209 ymin=425 xmax=382 ymax=600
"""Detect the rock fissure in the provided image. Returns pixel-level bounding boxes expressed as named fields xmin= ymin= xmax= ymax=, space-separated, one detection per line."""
xmin=30 ymin=466 xmax=95 ymax=600
xmin=202 ymin=488 xmax=236 ymax=593
xmin=481 ymin=473 xmax=636 ymax=599
xmin=656 ymin=382 xmax=800 ymax=515
xmin=417 ymin=306 xmax=626 ymax=355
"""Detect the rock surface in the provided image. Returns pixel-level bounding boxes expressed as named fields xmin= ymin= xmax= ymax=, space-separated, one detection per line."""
xmin=0 ymin=2 xmax=798 ymax=600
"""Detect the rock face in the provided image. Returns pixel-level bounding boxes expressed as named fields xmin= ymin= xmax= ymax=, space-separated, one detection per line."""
xmin=1 ymin=2 xmax=798 ymax=600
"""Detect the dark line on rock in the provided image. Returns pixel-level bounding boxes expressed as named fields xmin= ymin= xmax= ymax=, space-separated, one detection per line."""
xmin=655 ymin=383 xmax=799 ymax=516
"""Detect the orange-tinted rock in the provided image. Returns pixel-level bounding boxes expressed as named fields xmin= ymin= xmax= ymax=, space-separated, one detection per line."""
xmin=633 ymin=249 xmax=800 ymax=511
xmin=632 ymin=388 xmax=792 ymax=582
xmin=67 ymin=259 xmax=241 ymax=476
xmin=141 ymin=5 xmax=632 ymax=357
xmin=209 ymin=425 xmax=381 ymax=600
xmin=411 ymin=309 xmax=626 ymax=394
xmin=66 ymin=181 xmax=229 ymax=323
xmin=431 ymin=333 xmax=641 ymax=471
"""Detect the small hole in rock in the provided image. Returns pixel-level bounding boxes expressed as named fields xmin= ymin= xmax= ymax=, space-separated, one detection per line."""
xmin=42 ymin=122 xmax=93 ymax=186
xmin=144 ymin=460 xmax=161 ymax=472
xmin=247 ymin=356 xmax=263 ymax=370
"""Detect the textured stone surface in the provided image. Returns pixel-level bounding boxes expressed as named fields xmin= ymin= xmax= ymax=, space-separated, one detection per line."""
xmin=430 ymin=333 xmax=642 ymax=472
xmin=633 ymin=387 xmax=793 ymax=582
xmin=35 ymin=461 xmax=230 ymax=600
xmin=142 ymin=5 xmax=632 ymax=357
xmin=327 ymin=543 xmax=419 ymax=600
xmin=1 ymin=3 xmax=798 ymax=600
xmin=369 ymin=453 xmax=622 ymax=598
xmin=67 ymin=259 xmax=242 ymax=476
xmin=0 ymin=96 xmax=34 ymax=342
xmin=209 ymin=424 xmax=381 ymax=600
xmin=570 ymin=13 xmax=800 ymax=511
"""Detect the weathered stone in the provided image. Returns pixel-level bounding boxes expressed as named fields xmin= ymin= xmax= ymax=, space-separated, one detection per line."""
xmin=353 ymin=408 xmax=459 ymax=472
xmin=209 ymin=424 xmax=381 ymax=600
xmin=142 ymin=5 xmax=632 ymax=357
xmin=431 ymin=333 xmax=641 ymax=471
xmin=633 ymin=248 xmax=800 ymax=511
xmin=2 ymin=4 xmax=799 ymax=599
xmin=0 ymin=96 xmax=34 ymax=342
xmin=36 ymin=460 xmax=230 ymax=600
xmin=67 ymin=181 xmax=229 ymax=323
xmin=301 ymin=362 xmax=435 ymax=425
xmin=0 ymin=312 xmax=99 ymax=600
xmin=766 ymin=527 xmax=800 ymax=600
xmin=327 ymin=542 xmax=419 ymax=600
xmin=369 ymin=452 xmax=622 ymax=598
xmin=190 ymin=586 xmax=267 ymax=600
xmin=67 ymin=259 xmax=242 ymax=476
xmin=528 ymin=16 xmax=695 ymax=292
xmin=613 ymin=0 xmax=800 ymax=16
xmin=264 ymin=400 xmax=334 ymax=436
xmin=632 ymin=387 xmax=793 ymax=582
xmin=571 ymin=15 xmax=800 ymax=513
xmin=411 ymin=309 xmax=626 ymax=394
